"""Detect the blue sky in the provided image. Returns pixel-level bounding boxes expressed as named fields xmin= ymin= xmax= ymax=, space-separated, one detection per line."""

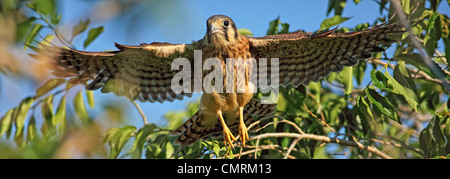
xmin=1 ymin=0 xmax=450 ymax=129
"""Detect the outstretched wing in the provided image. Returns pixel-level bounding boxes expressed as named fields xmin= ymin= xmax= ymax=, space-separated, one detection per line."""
xmin=248 ymin=22 xmax=404 ymax=87
xmin=35 ymin=42 xmax=198 ymax=103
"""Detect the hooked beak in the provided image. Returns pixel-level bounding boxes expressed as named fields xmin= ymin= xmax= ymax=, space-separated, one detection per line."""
xmin=210 ymin=25 xmax=222 ymax=34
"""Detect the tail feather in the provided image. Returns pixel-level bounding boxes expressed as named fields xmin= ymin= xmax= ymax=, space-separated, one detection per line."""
xmin=170 ymin=99 xmax=277 ymax=146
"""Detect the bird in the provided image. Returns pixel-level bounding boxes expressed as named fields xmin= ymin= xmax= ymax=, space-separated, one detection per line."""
xmin=32 ymin=15 xmax=404 ymax=148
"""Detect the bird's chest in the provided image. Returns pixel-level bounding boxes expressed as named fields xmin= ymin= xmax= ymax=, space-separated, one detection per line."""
xmin=200 ymin=44 xmax=252 ymax=93
xmin=199 ymin=43 xmax=253 ymax=114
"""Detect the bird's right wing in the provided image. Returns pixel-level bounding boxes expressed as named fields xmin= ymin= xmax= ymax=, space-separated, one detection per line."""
xmin=33 ymin=41 xmax=199 ymax=103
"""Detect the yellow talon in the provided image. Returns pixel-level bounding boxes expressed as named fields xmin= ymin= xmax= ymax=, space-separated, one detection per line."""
xmin=238 ymin=107 xmax=249 ymax=147
xmin=218 ymin=110 xmax=236 ymax=148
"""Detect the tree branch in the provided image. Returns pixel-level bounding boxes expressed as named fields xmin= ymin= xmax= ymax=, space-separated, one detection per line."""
xmin=250 ymin=132 xmax=392 ymax=159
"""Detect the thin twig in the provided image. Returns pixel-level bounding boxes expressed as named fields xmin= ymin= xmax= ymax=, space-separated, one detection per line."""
xmin=131 ymin=101 xmax=148 ymax=125
xmin=283 ymin=138 xmax=300 ymax=159
xmin=303 ymin=104 xmax=337 ymax=133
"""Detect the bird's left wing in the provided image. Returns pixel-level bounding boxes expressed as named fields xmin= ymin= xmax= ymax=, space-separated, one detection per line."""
xmin=248 ymin=23 xmax=404 ymax=87
xmin=34 ymin=42 xmax=198 ymax=103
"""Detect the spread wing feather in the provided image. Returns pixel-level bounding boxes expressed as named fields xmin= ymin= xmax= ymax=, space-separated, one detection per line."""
xmin=35 ymin=42 xmax=198 ymax=103
xmin=249 ymin=22 xmax=404 ymax=87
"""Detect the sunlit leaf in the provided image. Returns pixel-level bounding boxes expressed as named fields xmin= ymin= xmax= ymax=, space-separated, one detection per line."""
xmin=165 ymin=142 xmax=174 ymax=158
xmin=54 ymin=95 xmax=66 ymax=126
xmin=26 ymin=115 xmax=37 ymax=142
xmin=41 ymin=95 xmax=54 ymax=137
xmin=73 ymin=91 xmax=89 ymax=122
xmin=0 ymin=109 xmax=14 ymax=138
xmin=72 ymin=18 xmax=90 ymax=39
xmin=385 ymin=71 xmax=418 ymax=111
xmin=339 ymin=66 xmax=353 ymax=96
xmin=104 ymin=125 xmax=136 ymax=159
xmin=33 ymin=0 xmax=56 ymax=17
xmin=24 ymin=23 xmax=43 ymax=49
xmin=14 ymin=97 xmax=34 ymax=138
xmin=86 ymin=90 xmax=95 ymax=108
xmin=130 ymin=123 xmax=156 ymax=159
xmin=83 ymin=26 xmax=104 ymax=49
xmin=353 ymin=61 xmax=365 ymax=86
xmin=320 ymin=15 xmax=351 ymax=30
xmin=238 ymin=28 xmax=253 ymax=36
xmin=35 ymin=79 xmax=65 ymax=98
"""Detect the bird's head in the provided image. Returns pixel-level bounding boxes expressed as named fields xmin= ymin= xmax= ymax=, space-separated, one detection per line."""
xmin=205 ymin=15 xmax=240 ymax=46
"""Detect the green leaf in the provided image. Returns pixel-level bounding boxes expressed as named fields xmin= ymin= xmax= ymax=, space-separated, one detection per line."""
xmin=327 ymin=0 xmax=346 ymax=16
xmin=32 ymin=0 xmax=56 ymax=17
xmin=0 ymin=109 xmax=14 ymax=138
xmin=165 ymin=142 xmax=175 ymax=158
xmin=384 ymin=71 xmax=418 ymax=111
xmin=370 ymin=70 xmax=392 ymax=91
xmin=356 ymin=95 xmax=373 ymax=120
xmin=14 ymin=97 xmax=34 ymax=138
xmin=26 ymin=115 xmax=37 ymax=142
xmin=424 ymin=13 xmax=440 ymax=56
xmin=41 ymin=95 xmax=55 ymax=137
xmin=24 ymin=23 xmax=43 ymax=49
xmin=238 ymin=28 xmax=253 ymax=36
xmin=401 ymin=0 xmax=411 ymax=15
xmin=394 ymin=60 xmax=418 ymax=94
xmin=353 ymin=61 xmax=365 ymax=85
xmin=35 ymin=79 xmax=65 ymax=98
xmin=54 ymin=95 xmax=66 ymax=126
xmin=16 ymin=17 xmax=36 ymax=42
xmin=72 ymin=18 xmax=91 ymax=39
xmin=38 ymin=34 xmax=55 ymax=48
xmin=279 ymin=23 xmax=290 ymax=34
xmin=339 ymin=66 xmax=353 ymax=96
xmin=104 ymin=125 xmax=137 ymax=159
xmin=267 ymin=16 xmax=280 ymax=35
xmin=320 ymin=15 xmax=351 ymax=30
xmin=73 ymin=91 xmax=89 ymax=122
xmin=50 ymin=12 xmax=61 ymax=25
xmin=83 ymin=26 xmax=104 ymax=49
xmin=146 ymin=143 xmax=163 ymax=159
xmin=366 ymin=88 xmax=399 ymax=122
xmin=420 ymin=115 xmax=448 ymax=158
xmin=130 ymin=123 xmax=156 ymax=159
xmin=86 ymin=90 xmax=95 ymax=108
xmin=444 ymin=36 xmax=450 ymax=66
xmin=395 ymin=53 xmax=433 ymax=77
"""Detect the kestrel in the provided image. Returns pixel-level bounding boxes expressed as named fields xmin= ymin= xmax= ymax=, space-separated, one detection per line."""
xmin=34 ymin=15 xmax=404 ymax=148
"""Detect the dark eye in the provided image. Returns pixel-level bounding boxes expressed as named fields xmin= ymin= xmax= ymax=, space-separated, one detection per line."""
xmin=223 ymin=20 xmax=229 ymax=27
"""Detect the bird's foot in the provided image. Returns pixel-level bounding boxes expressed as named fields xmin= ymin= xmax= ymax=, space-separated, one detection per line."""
xmin=222 ymin=124 xmax=237 ymax=149
xmin=238 ymin=107 xmax=249 ymax=147
xmin=218 ymin=110 xmax=236 ymax=148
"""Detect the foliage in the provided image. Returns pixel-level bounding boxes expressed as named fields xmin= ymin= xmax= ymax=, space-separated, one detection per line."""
xmin=0 ymin=0 xmax=449 ymax=159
